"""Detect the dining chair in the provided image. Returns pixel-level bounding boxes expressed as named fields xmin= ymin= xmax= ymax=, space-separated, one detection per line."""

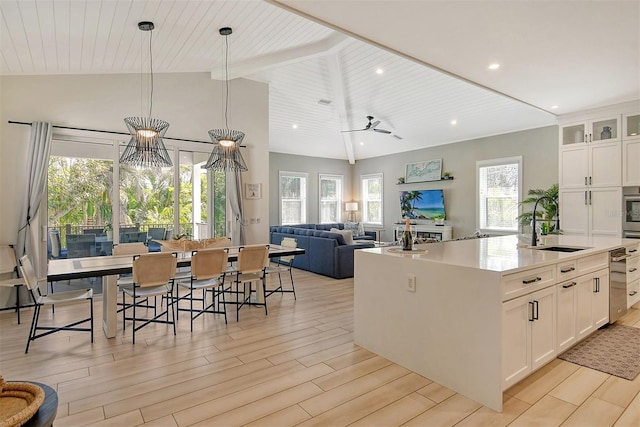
xmin=225 ymin=244 xmax=269 ymax=321
xmin=66 ymin=234 xmax=96 ymax=258
xmin=176 ymin=248 xmax=228 ymax=330
xmin=121 ymin=252 xmax=177 ymax=344
xmin=265 ymin=237 xmax=297 ymax=300
xmin=47 ymin=230 xmax=67 ymax=260
xmin=0 ymin=244 xmax=25 ymax=323
xmin=19 ymin=254 xmax=93 ymax=353
xmin=113 ymin=242 xmax=151 ymax=312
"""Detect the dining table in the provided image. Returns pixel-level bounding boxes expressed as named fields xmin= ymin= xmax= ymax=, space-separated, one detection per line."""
xmin=47 ymin=244 xmax=305 ymax=338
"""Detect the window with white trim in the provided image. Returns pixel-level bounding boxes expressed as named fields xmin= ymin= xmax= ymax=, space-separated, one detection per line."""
xmin=477 ymin=156 xmax=522 ymax=232
xmin=279 ymin=171 xmax=308 ymax=225
xmin=319 ymin=174 xmax=343 ymax=223
xmin=361 ymin=173 xmax=383 ymax=225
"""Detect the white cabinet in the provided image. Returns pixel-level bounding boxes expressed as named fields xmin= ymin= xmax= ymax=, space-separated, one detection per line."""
xmin=559 ymin=187 xmax=622 ymax=236
xmin=622 ymin=112 xmax=640 ymax=186
xmin=559 ymin=139 xmax=621 ymax=189
xmin=626 ymin=246 xmax=640 ymax=307
xmin=576 ymin=268 xmax=610 ymax=341
xmin=503 ymin=286 xmax=556 ymax=389
xmin=560 ymin=115 xmax=621 ymax=146
xmin=557 ymin=279 xmax=578 ymax=353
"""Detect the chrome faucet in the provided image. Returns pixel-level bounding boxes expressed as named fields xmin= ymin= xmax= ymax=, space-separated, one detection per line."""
xmin=530 ymin=196 xmax=559 ymax=247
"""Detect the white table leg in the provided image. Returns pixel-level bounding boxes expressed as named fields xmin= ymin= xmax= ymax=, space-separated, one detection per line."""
xmin=102 ymin=274 xmax=117 ymax=338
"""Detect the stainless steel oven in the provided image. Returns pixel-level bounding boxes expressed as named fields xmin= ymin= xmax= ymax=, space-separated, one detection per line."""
xmin=623 ymin=187 xmax=640 ymax=232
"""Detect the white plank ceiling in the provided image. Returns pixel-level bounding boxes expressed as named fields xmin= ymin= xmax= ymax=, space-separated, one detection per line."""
xmin=2 ymin=1 xmax=636 ymax=162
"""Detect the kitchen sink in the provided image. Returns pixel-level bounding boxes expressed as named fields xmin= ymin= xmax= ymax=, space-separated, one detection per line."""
xmin=535 ymin=246 xmax=588 ymax=252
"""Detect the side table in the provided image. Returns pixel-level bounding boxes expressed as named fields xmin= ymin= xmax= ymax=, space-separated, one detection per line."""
xmin=23 ymin=381 xmax=57 ymax=427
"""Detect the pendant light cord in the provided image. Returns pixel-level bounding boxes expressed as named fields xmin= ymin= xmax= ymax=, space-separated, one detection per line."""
xmin=224 ymin=34 xmax=229 ymax=130
xmin=148 ymin=28 xmax=154 ymax=120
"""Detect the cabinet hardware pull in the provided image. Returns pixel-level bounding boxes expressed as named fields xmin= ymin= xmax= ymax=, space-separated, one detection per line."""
xmin=589 ymin=133 xmax=592 ymax=142
xmin=612 ymin=255 xmax=630 ymax=262
xmin=585 ymin=133 xmax=588 ymax=143
xmin=630 ymin=291 xmax=638 ymax=296
xmin=629 ymin=249 xmax=637 ymax=253
xmin=593 ymin=277 xmax=600 ymax=293
xmin=528 ymin=301 xmax=535 ymax=322
xmin=589 ymin=176 xmax=592 ymax=185
xmin=560 ymin=266 xmax=575 ymax=273
xmin=562 ymin=282 xmax=577 ymax=288
xmin=584 ymin=177 xmax=587 ymax=186
xmin=589 ymin=191 xmax=592 ymax=205
xmin=629 ymin=268 xmax=638 ymax=273
xmin=533 ymin=300 xmax=539 ymax=320
xmin=584 ymin=191 xmax=587 ymax=205
xmin=522 ymin=277 xmax=542 ymax=285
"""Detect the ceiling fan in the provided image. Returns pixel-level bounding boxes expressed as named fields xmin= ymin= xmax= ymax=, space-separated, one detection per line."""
xmin=341 ymin=116 xmax=392 ymax=134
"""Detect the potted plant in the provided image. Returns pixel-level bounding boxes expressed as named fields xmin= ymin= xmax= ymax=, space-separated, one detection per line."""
xmin=397 ymin=177 xmax=405 ymax=184
xmin=442 ymin=171 xmax=453 ymax=180
xmin=432 ymin=213 xmax=446 ymax=226
xmin=103 ymin=222 xmax=113 ymax=240
xmin=516 ymin=184 xmax=560 ymax=233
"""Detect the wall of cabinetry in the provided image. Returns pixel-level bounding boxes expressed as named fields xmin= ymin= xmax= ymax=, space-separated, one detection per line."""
xmin=558 ymin=107 xmax=640 ymax=237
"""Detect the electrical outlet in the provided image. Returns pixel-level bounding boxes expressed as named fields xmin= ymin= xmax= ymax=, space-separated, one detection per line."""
xmin=407 ymin=275 xmax=416 ymax=292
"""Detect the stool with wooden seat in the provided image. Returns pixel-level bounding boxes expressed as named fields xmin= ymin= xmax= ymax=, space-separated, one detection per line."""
xmin=121 ymin=252 xmax=177 ymax=344
xmin=224 ymin=244 xmax=269 ymax=321
xmin=176 ymin=248 xmax=228 ymax=330
xmin=19 ymin=255 xmax=93 ymax=353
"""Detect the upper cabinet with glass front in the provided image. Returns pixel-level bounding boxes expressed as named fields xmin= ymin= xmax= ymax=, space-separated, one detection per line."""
xmin=623 ymin=112 xmax=640 ymax=139
xmin=559 ymin=114 xmax=621 ymax=146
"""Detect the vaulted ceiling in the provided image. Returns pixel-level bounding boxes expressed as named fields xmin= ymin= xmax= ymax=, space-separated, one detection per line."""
xmin=1 ymin=1 xmax=638 ymax=163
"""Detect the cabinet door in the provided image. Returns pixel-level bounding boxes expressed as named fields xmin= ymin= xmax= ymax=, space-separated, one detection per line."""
xmin=592 ymin=269 xmax=610 ymax=328
xmin=590 ymin=141 xmax=621 ymax=187
xmin=623 ymin=112 xmax=640 ymax=138
xmin=589 ymin=115 xmax=620 ymax=144
xmin=623 ymin=139 xmax=640 ymax=186
xmin=560 ymin=121 xmax=587 ymax=146
xmin=502 ymin=295 xmax=531 ymax=389
xmin=590 ymin=187 xmax=622 ymax=236
xmin=557 ymin=280 xmax=577 ymax=353
xmin=559 ymin=145 xmax=588 ymax=188
xmin=576 ymin=275 xmax=594 ymax=341
xmin=559 ymin=189 xmax=589 ymax=235
xmin=530 ymin=286 xmax=557 ymax=370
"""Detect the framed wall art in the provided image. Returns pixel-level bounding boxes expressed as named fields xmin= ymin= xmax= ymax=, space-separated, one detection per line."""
xmin=245 ymin=183 xmax=262 ymax=199
xmin=405 ymin=159 xmax=442 ymax=183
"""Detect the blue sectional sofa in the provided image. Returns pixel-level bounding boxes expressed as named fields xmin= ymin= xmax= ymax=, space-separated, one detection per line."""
xmin=269 ymin=223 xmax=375 ymax=279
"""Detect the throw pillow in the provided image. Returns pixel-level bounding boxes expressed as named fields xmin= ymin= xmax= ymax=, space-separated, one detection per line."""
xmin=344 ymin=222 xmax=364 ymax=237
xmin=330 ymin=228 xmax=354 ymax=245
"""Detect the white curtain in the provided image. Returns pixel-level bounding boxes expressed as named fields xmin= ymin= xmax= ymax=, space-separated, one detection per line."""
xmin=16 ymin=122 xmax=53 ymax=265
xmin=226 ymin=170 xmax=246 ymax=246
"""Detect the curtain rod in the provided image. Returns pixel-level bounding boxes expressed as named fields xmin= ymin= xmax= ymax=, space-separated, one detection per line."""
xmin=7 ymin=120 xmax=240 ymax=146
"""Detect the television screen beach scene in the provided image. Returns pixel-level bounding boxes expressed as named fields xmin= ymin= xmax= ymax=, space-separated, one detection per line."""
xmin=400 ymin=189 xmax=445 ymax=219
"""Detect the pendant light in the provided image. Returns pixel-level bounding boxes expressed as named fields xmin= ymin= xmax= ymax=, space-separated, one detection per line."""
xmin=205 ymin=27 xmax=248 ymax=171
xmin=120 ymin=21 xmax=172 ymax=168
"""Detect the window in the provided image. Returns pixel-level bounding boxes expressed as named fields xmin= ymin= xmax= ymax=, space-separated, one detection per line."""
xmin=319 ymin=174 xmax=343 ymax=223
xmin=361 ymin=173 xmax=383 ymax=225
xmin=279 ymin=171 xmax=307 ymax=225
xmin=477 ymin=156 xmax=522 ymax=232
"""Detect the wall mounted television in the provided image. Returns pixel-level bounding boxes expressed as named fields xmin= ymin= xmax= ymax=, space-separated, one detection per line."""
xmin=399 ymin=189 xmax=445 ymax=219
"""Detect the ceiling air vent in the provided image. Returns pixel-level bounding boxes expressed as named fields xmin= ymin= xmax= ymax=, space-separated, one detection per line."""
xmin=317 ymin=99 xmax=332 ymax=106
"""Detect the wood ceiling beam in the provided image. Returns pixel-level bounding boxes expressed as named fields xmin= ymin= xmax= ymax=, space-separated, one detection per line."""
xmin=326 ymin=53 xmax=355 ymax=165
xmin=213 ymin=32 xmax=351 ymax=80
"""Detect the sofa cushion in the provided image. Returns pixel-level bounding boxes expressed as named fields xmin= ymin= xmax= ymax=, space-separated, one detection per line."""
xmin=316 ymin=231 xmax=347 ymax=245
xmin=330 ymin=228 xmax=353 ymax=245
xmin=293 ymin=228 xmax=316 ymax=236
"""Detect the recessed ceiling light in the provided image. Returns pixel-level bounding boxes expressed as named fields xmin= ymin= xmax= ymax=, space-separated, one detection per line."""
xmin=450 ymin=119 xmax=457 ymax=125
xmin=551 ymin=105 xmax=559 ymax=109
xmin=360 ymin=141 xmax=364 ymax=146
xmin=488 ymin=63 xmax=500 ymax=70
xmin=292 ymin=124 xmax=298 ymax=129
xmin=376 ymin=68 xmax=384 ymax=75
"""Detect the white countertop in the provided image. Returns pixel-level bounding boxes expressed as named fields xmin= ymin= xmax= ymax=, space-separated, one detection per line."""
xmin=361 ymin=234 xmax=637 ymax=274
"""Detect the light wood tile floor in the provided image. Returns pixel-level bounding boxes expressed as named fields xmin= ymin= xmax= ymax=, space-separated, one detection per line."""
xmin=0 ymin=269 xmax=638 ymax=426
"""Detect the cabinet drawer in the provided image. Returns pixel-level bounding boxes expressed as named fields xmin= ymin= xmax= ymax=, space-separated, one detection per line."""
xmin=627 ymin=256 xmax=640 ymax=282
xmin=557 ymin=260 xmax=578 ymax=281
xmin=626 ymin=244 xmax=640 ymax=257
xmin=628 ymin=279 xmax=640 ymax=308
xmin=576 ymin=252 xmax=609 ymax=276
xmin=502 ymin=265 xmax=556 ymax=301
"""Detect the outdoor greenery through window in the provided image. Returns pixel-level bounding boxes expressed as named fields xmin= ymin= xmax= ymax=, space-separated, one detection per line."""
xmin=477 ymin=156 xmax=521 ymax=232
xmin=280 ymin=171 xmax=307 ymax=225
xmin=361 ymin=173 xmax=383 ymax=225
xmin=319 ymin=174 xmax=342 ymax=223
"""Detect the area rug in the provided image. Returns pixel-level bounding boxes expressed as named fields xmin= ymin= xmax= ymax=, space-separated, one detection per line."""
xmin=558 ymin=323 xmax=640 ymax=380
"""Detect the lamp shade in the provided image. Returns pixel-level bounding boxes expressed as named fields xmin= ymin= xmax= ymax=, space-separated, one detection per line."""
xmin=345 ymin=202 xmax=358 ymax=212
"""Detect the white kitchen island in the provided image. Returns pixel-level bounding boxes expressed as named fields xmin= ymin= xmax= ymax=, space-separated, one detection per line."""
xmin=354 ymin=234 xmax=637 ymax=412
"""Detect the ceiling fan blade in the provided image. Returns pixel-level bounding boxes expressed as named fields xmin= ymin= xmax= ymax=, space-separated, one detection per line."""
xmin=370 ymin=120 xmax=380 ymax=129
xmin=374 ymin=129 xmax=392 ymax=134
xmin=340 ymin=129 xmax=365 ymax=133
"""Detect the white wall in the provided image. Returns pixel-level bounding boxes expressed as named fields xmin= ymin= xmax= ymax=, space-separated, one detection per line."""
xmin=0 ymin=72 xmax=268 ymax=306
